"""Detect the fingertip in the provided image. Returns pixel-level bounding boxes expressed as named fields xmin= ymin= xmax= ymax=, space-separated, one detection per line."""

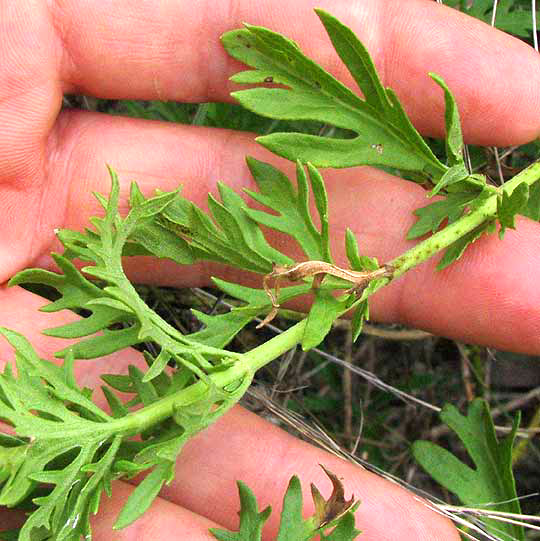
xmin=380 ymin=0 xmax=540 ymax=146
xmin=171 ymin=407 xmax=460 ymax=541
xmin=382 ymin=216 xmax=540 ymax=354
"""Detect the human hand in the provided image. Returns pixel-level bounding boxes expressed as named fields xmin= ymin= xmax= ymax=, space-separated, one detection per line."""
xmin=1 ymin=1 xmax=539 ymax=539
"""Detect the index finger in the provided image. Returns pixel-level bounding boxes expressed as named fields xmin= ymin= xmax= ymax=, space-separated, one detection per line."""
xmin=47 ymin=0 xmax=540 ymax=145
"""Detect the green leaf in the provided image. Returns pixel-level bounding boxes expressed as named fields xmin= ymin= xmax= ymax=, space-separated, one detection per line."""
xmin=0 ymin=329 xmax=125 ymax=541
xmin=429 ymin=73 xmax=463 ymax=166
xmin=522 ymin=179 xmax=540 ymax=221
xmin=350 ymin=301 xmax=369 ymax=342
xmin=206 ymin=193 xmax=274 ymax=272
xmin=101 ymin=385 xmax=129 ymax=418
xmin=407 ymin=192 xmax=479 ymax=240
xmin=413 ymin=399 xmax=524 ymax=541
xmin=54 ymin=323 xmax=143 ymax=359
xmin=216 ymin=181 xmax=288 ymax=265
xmin=13 ymin=168 xmax=245 ymax=380
xmin=495 ymin=6 xmax=538 ymax=37
xmin=277 ymin=475 xmax=313 ymax=540
xmin=344 ymin=229 xmax=378 ymax=271
xmin=213 ymin=277 xmax=306 ymax=306
xmin=10 ymin=254 xmax=128 ymax=330
xmin=130 ymin=219 xmax=194 ymax=265
xmin=210 ymin=482 xmax=271 ymax=541
xmin=429 ymin=164 xmax=469 ymax=198
xmin=319 ymin=513 xmax=360 ymax=541
xmin=114 ymin=462 xmax=174 ymax=530
xmin=307 ymin=163 xmax=332 ymax=263
xmin=314 ymin=9 xmax=389 ymax=112
xmin=244 ymin=158 xmax=330 ymax=261
xmin=142 ymin=348 xmax=173 ymax=383
xmin=497 ymin=182 xmax=529 ymax=238
xmin=190 ymin=307 xmax=264 ymax=349
xmin=207 ymin=277 xmax=312 ymax=332
xmin=164 ymin=180 xmax=279 ymax=273
xmin=0 ymin=328 xmax=110 ymax=427
xmin=437 ymin=221 xmax=494 ymax=270
xmin=100 ymin=373 xmax=134 ymax=393
xmin=158 ymin=158 xmax=301 ymax=274
xmin=302 ymin=289 xmax=351 ymax=351
xmin=185 ymin=202 xmax=264 ymax=271
xmin=128 ymin=365 xmax=159 ymax=407
xmin=221 ymin=11 xmax=446 ymax=178
xmin=278 ymin=467 xmax=360 ymax=541
xmin=349 ymin=274 xmax=388 ymax=342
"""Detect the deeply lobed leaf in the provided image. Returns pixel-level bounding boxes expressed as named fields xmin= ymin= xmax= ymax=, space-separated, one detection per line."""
xmin=221 ymin=10 xmax=446 ymax=178
xmin=210 ymin=468 xmax=360 ymax=541
xmin=413 ymin=399 xmax=524 ymax=541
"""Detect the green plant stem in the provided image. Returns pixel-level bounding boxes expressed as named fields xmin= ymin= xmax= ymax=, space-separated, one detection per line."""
xmin=392 ymin=161 xmax=540 ymax=277
xmin=107 ymin=318 xmax=308 ymax=437
xmin=145 ymin=162 xmax=540 ymax=420
xmin=22 ymin=162 xmax=540 ymax=443
xmin=5 ymin=164 xmax=540 ymax=485
xmin=511 ymin=404 xmax=540 ymax=465
xmin=319 ymin=160 xmax=537 ymax=300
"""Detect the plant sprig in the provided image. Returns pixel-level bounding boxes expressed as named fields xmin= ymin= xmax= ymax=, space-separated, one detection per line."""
xmin=1 ymin=8 xmax=539 ymax=540
xmin=222 ymin=9 xmax=540 ymax=269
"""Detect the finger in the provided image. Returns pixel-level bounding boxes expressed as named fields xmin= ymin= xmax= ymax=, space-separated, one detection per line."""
xmin=157 ymin=406 xmax=459 ymax=541
xmin=0 ymin=291 xmax=458 ymax=540
xmin=45 ymin=0 xmax=540 ymax=144
xmin=0 ymin=285 xmax=147 ymax=392
xmin=90 ymin=482 xmax=220 ymax=541
xmin=2 ymin=0 xmax=539 ymax=278
xmin=38 ymin=113 xmax=540 ymax=354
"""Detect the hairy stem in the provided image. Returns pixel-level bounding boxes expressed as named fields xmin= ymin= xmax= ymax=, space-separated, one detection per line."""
xmin=97 ymin=160 xmax=540 ymax=440
xmin=106 ymin=318 xmax=308 ymax=436
xmin=392 ymin=161 xmax=540 ymax=277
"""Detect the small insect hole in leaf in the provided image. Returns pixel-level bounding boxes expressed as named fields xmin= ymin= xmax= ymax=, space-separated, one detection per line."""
xmin=371 ymin=143 xmax=384 ymax=155
xmin=264 ymin=76 xmax=274 ymax=83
